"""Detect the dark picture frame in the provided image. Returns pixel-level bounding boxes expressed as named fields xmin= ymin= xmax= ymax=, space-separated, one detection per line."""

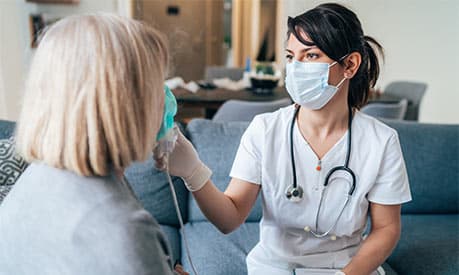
xmin=28 ymin=14 xmax=62 ymax=48
xmin=29 ymin=14 xmax=44 ymax=48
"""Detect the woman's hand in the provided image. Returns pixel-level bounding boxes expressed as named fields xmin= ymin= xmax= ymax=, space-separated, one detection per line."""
xmin=154 ymin=129 xmax=212 ymax=192
xmin=162 ymin=130 xmax=201 ymax=178
xmin=174 ymin=263 xmax=189 ymax=275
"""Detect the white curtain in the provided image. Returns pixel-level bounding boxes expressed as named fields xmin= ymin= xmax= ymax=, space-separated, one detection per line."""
xmin=0 ymin=65 xmax=7 ymax=120
xmin=116 ymin=0 xmax=134 ymax=18
xmin=231 ymin=0 xmax=260 ymax=67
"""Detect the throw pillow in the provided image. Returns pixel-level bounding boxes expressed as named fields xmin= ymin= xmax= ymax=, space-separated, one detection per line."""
xmin=0 ymin=138 xmax=28 ymax=204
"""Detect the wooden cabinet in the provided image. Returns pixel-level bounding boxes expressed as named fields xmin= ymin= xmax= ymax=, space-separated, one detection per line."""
xmin=135 ymin=0 xmax=224 ymax=81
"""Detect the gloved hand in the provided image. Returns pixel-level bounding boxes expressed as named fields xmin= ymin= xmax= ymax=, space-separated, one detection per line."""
xmin=174 ymin=263 xmax=189 ymax=275
xmin=154 ymin=129 xmax=212 ymax=192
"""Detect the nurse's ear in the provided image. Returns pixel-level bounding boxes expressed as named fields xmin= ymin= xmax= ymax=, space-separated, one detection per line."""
xmin=343 ymin=52 xmax=361 ymax=79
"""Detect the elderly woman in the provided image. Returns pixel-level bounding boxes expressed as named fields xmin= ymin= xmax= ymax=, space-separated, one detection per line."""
xmin=0 ymin=14 xmax=182 ymax=275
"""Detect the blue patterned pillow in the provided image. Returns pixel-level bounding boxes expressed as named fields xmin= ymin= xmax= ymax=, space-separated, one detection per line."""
xmin=0 ymin=138 xmax=28 ymax=204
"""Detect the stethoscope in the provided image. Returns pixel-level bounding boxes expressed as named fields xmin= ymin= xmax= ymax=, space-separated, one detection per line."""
xmin=285 ymin=105 xmax=356 ymax=238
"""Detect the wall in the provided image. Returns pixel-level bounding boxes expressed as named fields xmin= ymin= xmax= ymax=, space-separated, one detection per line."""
xmin=2 ymin=0 xmax=458 ymax=124
xmin=0 ymin=0 xmax=36 ymax=121
xmin=0 ymin=0 xmax=128 ymax=121
xmin=34 ymin=0 xmax=118 ymax=17
xmin=0 ymin=59 xmax=6 ymax=119
xmin=278 ymin=0 xmax=459 ymax=124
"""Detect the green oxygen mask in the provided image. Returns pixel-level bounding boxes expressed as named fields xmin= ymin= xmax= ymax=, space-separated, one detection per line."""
xmin=156 ymin=85 xmax=178 ymax=141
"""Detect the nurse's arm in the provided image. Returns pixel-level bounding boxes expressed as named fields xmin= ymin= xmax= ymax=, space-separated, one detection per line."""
xmin=192 ymin=178 xmax=261 ymax=234
xmin=342 ymin=203 xmax=401 ymax=275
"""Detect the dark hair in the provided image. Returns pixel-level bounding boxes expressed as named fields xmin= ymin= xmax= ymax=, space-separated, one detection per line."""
xmin=287 ymin=3 xmax=384 ymax=109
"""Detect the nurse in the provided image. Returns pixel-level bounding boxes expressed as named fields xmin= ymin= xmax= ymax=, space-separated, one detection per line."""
xmin=166 ymin=3 xmax=411 ymax=275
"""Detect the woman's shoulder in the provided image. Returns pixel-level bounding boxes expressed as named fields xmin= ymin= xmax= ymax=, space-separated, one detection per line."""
xmin=1 ymin=163 xmax=174 ymax=274
xmin=12 ymin=163 xmax=146 ymax=221
xmin=71 ymin=193 xmax=174 ymax=274
xmin=250 ymin=104 xmax=296 ymax=134
xmin=17 ymin=163 xmax=127 ymax=197
xmin=354 ymin=111 xmax=399 ymax=140
xmin=56 ymin=166 xmax=174 ymax=273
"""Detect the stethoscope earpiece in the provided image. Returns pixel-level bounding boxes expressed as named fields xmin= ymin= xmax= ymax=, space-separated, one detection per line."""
xmin=285 ymin=185 xmax=304 ymax=202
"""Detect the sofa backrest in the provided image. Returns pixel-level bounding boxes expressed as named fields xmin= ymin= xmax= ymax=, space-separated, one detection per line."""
xmin=2 ymin=117 xmax=456 ymax=220
xmin=186 ymin=119 xmax=262 ymax=222
xmin=0 ymin=120 xmax=15 ymax=139
xmin=383 ymin=120 xmax=458 ymax=214
xmin=187 ymin=118 xmax=458 ymax=220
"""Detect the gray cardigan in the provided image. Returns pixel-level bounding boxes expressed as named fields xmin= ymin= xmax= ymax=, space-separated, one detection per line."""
xmin=0 ymin=163 xmax=174 ymax=275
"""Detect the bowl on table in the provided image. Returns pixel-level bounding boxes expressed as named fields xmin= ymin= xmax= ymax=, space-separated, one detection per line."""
xmin=249 ymin=75 xmax=279 ymax=94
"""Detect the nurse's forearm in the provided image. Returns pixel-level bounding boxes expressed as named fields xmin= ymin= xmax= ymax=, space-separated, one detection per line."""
xmin=342 ymin=223 xmax=400 ymax=275
xmin=191 ymin=180 xmax=245 ymax=234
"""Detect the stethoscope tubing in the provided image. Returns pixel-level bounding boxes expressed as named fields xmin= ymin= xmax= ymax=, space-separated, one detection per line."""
xmin=288 ymin=105 xmax=356 ymax=238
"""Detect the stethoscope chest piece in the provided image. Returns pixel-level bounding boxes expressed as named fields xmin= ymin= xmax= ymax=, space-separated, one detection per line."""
xmin=285 ymin=185 xmax=304 ymax=202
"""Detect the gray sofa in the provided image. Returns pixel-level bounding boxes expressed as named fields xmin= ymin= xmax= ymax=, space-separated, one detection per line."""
xmin=1 ymin=118 xmax=458 ymax=274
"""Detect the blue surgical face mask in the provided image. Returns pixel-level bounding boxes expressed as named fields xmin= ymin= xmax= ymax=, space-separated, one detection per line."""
xmin=285 ymin=58 xmax=347 ymax=110
xmin=156 ymin=85 xmax=177 ymax=141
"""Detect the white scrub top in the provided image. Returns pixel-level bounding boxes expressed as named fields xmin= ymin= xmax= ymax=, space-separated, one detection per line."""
xmin=230 ymin=105 xmax=411 ymax=271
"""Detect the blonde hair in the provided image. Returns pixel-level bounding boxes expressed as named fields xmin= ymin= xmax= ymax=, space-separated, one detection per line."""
xmin=16 ymin=13 xmax=169 ymax=176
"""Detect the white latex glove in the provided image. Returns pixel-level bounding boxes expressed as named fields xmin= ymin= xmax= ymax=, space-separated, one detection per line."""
xmin=154 ymin=129 xmax=212 ymax=192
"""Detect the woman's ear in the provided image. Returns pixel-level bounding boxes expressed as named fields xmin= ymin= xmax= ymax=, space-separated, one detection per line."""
xmin=343 ymin=52 xmax=361 ymax=79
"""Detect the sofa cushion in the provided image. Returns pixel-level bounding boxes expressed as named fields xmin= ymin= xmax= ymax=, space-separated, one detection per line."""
xmin=388 ymin=214 xmax=458 ymax=275
xmin=186 ymin=119 xmax=262 ymax=222
xmin=124 ymin=157 xmax=188 ymax=226
xmin=384 ymin=120 xmax=459 ymax=214
xmin=0 ymin=138 xmax=29 ymax=204
xmin=181 ymin=221 xmax=259 ymax=275
xmin=181 ymin=221 xmax=398 ymax=275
